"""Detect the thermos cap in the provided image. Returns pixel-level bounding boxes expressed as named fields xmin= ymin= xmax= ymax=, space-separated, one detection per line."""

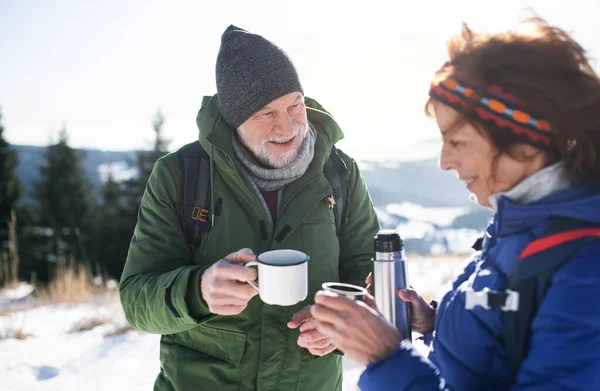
xmin=374 ymin=229 xmax=403 ymax=253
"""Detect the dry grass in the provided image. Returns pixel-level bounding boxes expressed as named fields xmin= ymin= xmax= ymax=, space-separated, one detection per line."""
xmin=12 ymin=329 xmax=29 ymax=340
xmin=1 ymin=263 xmax=117 ymax=316
xmin=0 ymin=305 xmax=32 ymax=317
xmin=34 ymin=263 xmax=103 ymax=305
xmin=68 ymin=312 xmax=134 ymax=337
xmin=104 ymin=324 xmax=134 ymax=338
xmin=1 ymin=263 xmax=129 ymax=341
xmin=0 ymin=320 xmax=30 ymax=340
xmin=69 ymin=317 xmax=109 ymax=333
xmin=0 ymin=327 xmax=29 ymax=340
xmin=1 ymin=280 xmax=22 ymax=290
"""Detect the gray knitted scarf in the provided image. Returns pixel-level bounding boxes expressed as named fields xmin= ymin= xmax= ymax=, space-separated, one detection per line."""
xmin=232 ymin=124 xmax=316 ymax=192
xmin=231 ymin=124 xmax=316 ymax=224
xmin=487 ymin=162 xmax=572 ymax=212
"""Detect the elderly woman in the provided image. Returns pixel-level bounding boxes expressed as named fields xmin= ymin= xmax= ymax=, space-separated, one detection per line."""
xmin=310 ymin=17 xmax=600 ymax=390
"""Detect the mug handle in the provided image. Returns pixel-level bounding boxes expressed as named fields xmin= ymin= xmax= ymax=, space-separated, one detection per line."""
xmin=245 ymin=261 xmax=259 ymax=291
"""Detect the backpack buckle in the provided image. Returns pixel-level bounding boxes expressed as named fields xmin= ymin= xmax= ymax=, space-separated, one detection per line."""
xmin=191 ymin=207 xmax=209 ymax=222
xmin=501 ymin=290 xmax=519 ymax=312
xmin=465 ymin=289 xmax=491 ymax=310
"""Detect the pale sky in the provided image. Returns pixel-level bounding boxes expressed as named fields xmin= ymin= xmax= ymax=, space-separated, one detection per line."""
xmin=1 ymin=0 xmax=599 ymax=160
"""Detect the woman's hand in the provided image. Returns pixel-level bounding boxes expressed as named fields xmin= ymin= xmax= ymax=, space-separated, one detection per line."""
xmin=366 ymin=272 xmax=435 ymax=335
xmin=398 ymin=288 xmax=436 ymax=335
xmin=310 ymin=291 xmax=401 ymax=366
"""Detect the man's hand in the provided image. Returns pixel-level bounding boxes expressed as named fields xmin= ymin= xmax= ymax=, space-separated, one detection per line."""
xmin=365 ymin=272 xmax=373 ymax=295
xmin=288 ymin=305 xmax=336 ymax=357
xmin=200 ymin=248 xmax=259 ymax=316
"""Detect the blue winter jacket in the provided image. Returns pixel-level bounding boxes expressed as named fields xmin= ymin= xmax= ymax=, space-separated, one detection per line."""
xmin=359 ymin=182 xmax=600 ymax=390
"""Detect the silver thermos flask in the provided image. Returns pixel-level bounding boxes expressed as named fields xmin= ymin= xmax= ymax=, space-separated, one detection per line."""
xmin=373 ymin=229 xmax=412 ymax=341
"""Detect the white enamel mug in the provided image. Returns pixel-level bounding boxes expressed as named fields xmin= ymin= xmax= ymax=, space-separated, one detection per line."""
xmin=322 ymin=282 xmax=368 ymax=301
xmin=245 ymin=249 xmax=309 ymax=306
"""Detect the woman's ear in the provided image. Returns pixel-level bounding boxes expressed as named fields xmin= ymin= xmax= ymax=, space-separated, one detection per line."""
xmin=514 ymin=143 xmax=539 ymax=158
xmin=510 ymin=143 xmax=551 ymax=173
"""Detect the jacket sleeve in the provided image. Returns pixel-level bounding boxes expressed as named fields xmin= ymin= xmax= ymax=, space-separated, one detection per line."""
xmin=359 ymin=341 xmax=452 ymax=391
xmin=511 ymin=242 xmax=600 ymax=390
xmin=359 ymin=243 xmax=600 ymax=391
xmin=119 ymin=154 xmax=213 ymax=335
xmin=337 ymin=151 xmax=380 ymax=287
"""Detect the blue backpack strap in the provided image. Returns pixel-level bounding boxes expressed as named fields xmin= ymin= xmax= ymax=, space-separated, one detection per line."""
xmin=503 ymin=217 xmax=600 ymax=381
xmin=176 ymin=141 xmax=211 ymax=251
xmin=323 ymin=146 xmax=350 ymax=236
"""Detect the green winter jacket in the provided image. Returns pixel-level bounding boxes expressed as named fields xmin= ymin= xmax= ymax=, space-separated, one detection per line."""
xmin=119 ymin=95 xmax=380 ymax=391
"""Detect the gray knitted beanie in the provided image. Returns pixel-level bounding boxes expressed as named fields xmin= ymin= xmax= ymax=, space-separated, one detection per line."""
xmin=216 ymin=25 xmax=304 ymax=128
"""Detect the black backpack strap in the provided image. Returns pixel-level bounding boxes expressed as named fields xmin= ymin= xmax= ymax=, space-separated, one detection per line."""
xmin=471 ymin=236 xmax=484 ymax=251
xmin=176 ymin=141 xmax=211 ymax=251
xmin=323 ymin=146 xmax=350 ymax=236
xmin=503 ymin=218 xmax=600 ymax=381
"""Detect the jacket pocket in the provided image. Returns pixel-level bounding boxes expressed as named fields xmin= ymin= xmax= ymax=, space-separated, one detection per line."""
xmin=174 ymin=325 xmax=247 ymax=364
xmin=161 ymin=326 xmax=247 ymax=391
xmin=296 ymin=351 xmax=343 ymax=391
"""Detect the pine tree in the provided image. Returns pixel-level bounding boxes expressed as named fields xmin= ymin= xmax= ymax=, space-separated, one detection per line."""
xmin=0 ymin=109 xmax=23 ymax=285
xmin=125 ymin=110 xmax=170 ymax=208
xmin=121 ymin=110 xmax=170 ymax=218
xmin=32 ymin=127 xmax=96 ymax=267
xmin=94 ymin=170 xmax=130 ymax=278
xmin=97 ymin=110 xmax=170 ymax=279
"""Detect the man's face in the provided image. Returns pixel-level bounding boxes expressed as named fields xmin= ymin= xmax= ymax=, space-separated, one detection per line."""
xmin=237 ymin=92 xmax=308 ymax=168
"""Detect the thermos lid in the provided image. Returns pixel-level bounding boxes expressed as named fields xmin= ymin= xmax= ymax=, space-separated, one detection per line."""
xmin=374 ymin=229 xmax=403 ymax=253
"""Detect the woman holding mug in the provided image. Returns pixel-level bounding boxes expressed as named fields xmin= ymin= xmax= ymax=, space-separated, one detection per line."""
xmin=311 ymin=17 xmax=600 ymax=390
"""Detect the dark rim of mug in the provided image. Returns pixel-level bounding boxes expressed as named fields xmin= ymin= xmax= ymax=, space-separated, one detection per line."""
xmin=256 ymin=249 xmax=309 ymax=267
xmin=322 ymin=282 xmax=368 ymax=296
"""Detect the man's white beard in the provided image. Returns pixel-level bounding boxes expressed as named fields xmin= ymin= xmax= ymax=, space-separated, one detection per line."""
xmin=238 ymin=124 xmax=308 ymax=168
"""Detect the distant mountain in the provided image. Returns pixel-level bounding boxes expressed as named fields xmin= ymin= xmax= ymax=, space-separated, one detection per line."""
xmin=14 ymin=145 xmax=138 ymax=202
xmin=358 ymin=158 xmax=491 ymax=253
xmin=12 ymin=144 xmax=491 ymax=254
xmin=359 ymin=158 xmax=473 ymax=208
xmin=14 ymin=144 xmax=476 ymax=207
xmin=375 ymin=202 xmax=486 ymax=254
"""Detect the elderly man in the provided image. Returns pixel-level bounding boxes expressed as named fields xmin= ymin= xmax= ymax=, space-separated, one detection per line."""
xmin=119 ymin=25 xmax=379 ymax=391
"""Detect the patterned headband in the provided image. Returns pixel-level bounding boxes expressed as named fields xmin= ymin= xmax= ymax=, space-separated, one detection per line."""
xmin=429 ymin=68 xmax=554 ymax=150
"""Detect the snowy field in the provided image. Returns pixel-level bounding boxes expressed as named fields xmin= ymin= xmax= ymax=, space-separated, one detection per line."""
xmin=0 ymin=255 xmax=464 ymax=391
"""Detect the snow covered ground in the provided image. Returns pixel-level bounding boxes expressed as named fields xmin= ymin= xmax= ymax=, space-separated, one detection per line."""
xmin=0 ymin=255 xmax=463 ymax=391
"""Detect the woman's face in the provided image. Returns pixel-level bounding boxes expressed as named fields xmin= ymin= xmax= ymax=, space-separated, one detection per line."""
xmin=434 ymin=102 xmax=548 ymax=207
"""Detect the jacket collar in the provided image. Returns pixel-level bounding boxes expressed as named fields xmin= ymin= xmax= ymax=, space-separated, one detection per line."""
xmin=487 ymin=163 xmax=571 ymax=212
xmin=495 ymin=181 xmax=600 ymax=237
